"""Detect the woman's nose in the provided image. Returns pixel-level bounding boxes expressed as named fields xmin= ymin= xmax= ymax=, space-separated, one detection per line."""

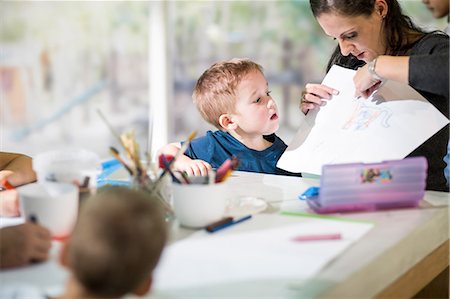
xmin=339 ymin=39 xmax=353 ymax=56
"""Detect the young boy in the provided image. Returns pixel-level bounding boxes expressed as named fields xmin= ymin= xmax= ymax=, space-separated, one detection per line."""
xmin=56 ymin=187 xmax=167 ymax=299
xmin=160 ymin=58 xmax=299 ymax=177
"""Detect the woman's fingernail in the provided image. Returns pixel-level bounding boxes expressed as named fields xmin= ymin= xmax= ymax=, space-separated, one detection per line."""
xmin=333 ymin=90 xmax=339 ymax=95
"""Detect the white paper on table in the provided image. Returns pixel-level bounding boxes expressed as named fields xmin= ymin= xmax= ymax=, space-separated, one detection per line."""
xmin=0 ymin=241 xmax=68 ymax=297
xmin=277 ymin=65 xmax=449 ymax=175
xmin=153 ymin=217 xmax=373 ymax=291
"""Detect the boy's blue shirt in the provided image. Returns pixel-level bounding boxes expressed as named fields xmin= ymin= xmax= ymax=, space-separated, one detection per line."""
xmin=183 ymin=130 xmax=301 ymax=176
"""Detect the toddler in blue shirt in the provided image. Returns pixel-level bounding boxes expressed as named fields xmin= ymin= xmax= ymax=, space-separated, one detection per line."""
xmin=159 ymin=58 xmax=299 ymax=177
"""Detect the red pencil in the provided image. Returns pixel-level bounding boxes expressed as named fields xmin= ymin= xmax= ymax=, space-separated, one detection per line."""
xmin=215 ymin=159 xmax=231 ymax=183
xmin=215 ymin=156 xmax=239 ymax=183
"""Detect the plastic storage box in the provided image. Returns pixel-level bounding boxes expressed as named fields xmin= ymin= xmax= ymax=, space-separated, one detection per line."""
xmin=302 ymin=157 xmax=428 ymax=213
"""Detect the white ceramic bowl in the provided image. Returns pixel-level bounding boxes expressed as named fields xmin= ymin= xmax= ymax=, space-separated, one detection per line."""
xmin=172 ymin=182 xmax=229 ymax=228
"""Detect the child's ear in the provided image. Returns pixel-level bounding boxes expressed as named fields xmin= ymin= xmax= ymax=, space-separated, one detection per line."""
xmin=219 ymin=114 xmax=237 ymax=130
xmin=132 ymin=276 xmax=152 ymax=296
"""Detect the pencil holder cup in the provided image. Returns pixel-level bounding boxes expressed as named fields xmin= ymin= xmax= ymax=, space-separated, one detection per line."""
xmin=131 ymin=173 xmax=176 ymax=232
xmin=171 ymin=182 xmax=230 ymax=228
xmin=19 ymin=182 xmax=78 ymax=240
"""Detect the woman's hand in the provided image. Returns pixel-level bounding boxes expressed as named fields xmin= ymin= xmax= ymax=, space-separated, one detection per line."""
xmin=299 ymin=83 xmax=339 ymax=114
xmin=353 ymin=64 xmax=382 ymax=98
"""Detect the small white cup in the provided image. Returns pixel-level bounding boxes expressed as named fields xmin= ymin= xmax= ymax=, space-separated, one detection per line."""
xmin=33 ymin=149 xmax=100 ymax=187
xmin=19 ymin=182 xmax=78 ymax=239
xmin=172 ymin=182 xmax=229 ymax=228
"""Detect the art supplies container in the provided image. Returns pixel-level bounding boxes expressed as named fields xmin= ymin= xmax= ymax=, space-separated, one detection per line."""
xmin=303 ymin=157 xmax=427 ymax=213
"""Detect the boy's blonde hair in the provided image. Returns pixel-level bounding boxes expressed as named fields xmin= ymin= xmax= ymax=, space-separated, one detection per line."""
xmin=67 ymin=187 xmax=167 ymax=298
xmin=193 ymin=58 xmax=264 ymax=129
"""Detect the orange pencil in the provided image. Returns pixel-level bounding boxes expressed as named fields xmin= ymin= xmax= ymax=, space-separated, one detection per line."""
xmin=0 ymin=179 xmax=15 ymax=190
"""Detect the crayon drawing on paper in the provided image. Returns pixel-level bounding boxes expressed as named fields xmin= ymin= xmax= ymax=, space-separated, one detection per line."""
xmin=343 ymin=101 xmax=392 ymax=131
xmin=277 ymin=65 xmax=449 ymax=175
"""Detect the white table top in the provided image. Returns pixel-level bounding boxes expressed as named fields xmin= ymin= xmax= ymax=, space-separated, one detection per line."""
xmin=150 ymin=171 xmax=449 ymax=298
xmin=1 ymin=171 xmax=448 ymax=299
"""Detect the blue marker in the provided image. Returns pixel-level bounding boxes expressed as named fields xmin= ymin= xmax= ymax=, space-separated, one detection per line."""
xmin=207 ymin=215 xmax=252 ymax=233
xmin=298 ymin=186 xmax=320 ymax=200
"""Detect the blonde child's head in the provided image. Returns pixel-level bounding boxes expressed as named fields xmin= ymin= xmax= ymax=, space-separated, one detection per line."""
xmin=63 ymin=187 xmax=167 ymax=298
xmin=193 ymin=58 xmax=264 ymax=129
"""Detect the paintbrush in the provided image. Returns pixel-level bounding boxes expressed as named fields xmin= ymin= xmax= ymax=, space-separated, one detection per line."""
xmin=161 ymin=155 xmax=181 ymax=184
xmin=124 ymin=132 xmax=144 ymax=176
xmin=175 ymin=130 xmax=197 ymax=158
xmin=97 ymin=109 xmax=124 ymax=148
xmin=109 ymin=146 xmax=134 ymax=175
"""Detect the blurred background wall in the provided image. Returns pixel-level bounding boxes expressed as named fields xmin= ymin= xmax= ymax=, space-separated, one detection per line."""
xmin=0 ymin=1 xmax=445 ymax=160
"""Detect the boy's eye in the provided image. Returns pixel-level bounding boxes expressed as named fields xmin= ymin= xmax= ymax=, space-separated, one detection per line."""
xmin=254 ymin=91 xmax=271 ymax=103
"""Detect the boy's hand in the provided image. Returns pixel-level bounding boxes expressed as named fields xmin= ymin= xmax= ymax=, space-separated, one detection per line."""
xmin=174 ymin=156 xmax=212 ymax=176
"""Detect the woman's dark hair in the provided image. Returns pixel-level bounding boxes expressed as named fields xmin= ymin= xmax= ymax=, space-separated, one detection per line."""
xmin=310 ymin=0 xmax=426 ymax=71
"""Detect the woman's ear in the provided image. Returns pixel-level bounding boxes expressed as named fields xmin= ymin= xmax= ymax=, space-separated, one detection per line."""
xmin=219 ymin=114 xmax=238 ymax=130
xmin=375 ymin=0 xmax=388 ymax=18
xmin=132 ymin=276 xmax=152 ymax=296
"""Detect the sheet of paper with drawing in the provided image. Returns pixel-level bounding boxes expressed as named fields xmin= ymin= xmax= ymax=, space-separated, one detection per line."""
xmin=277 ymin=65 xmax=450 ymax=175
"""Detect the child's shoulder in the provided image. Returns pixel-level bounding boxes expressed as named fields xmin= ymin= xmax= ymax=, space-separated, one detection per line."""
xmin=190 ymin=130 xmax=224 ymax=143
xmin=186 ymin=130 xmax=224 ymax=152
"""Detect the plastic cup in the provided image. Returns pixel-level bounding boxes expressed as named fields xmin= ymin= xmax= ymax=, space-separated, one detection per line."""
xmin=33 ymin=149 xmax=100 ymax=187
xmin=19 ymin=182 xmax=78 ymax=239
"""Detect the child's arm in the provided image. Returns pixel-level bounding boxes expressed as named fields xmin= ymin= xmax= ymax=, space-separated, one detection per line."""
xmin=0 ymin=152 xmax=36 ymax=186
xmin=0 ymin=152 xmax=36 ymax=216
xmin=158 ymin=143 xmax=212 ymax=176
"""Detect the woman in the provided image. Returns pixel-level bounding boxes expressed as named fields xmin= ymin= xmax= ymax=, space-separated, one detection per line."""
xmin=301 ymin=0 xmax=449 ymax=191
